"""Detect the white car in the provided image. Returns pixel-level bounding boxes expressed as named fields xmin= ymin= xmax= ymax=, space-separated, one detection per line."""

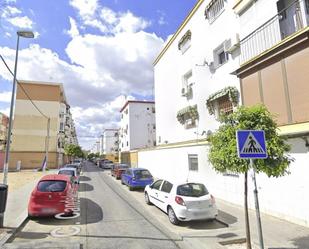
xmin=144 ymin=180 xmax=218 ymax=225
xmin=58 ymin=167 xmax=79 ymax=184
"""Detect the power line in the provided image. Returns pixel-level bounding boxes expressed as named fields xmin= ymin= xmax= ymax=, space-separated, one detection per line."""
xmin=0 ymin=54 xmax=49 ymax=119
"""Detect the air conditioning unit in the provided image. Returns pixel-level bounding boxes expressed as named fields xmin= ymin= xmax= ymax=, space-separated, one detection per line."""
xmin=224 ymin=33 xmax=240 ymax=53
xmin=181 ymin=87 xmax=188 ymax=96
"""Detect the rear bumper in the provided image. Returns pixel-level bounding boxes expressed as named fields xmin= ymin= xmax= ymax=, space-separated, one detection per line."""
xmin=174 ymin=205 xmax=218 ymax=221
xmin=28 ymin=203 xmax=65 ymax=217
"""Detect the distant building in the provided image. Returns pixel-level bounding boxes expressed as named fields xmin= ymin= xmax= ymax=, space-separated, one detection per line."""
xmin=10 ymin=80 xmax=78 ymax=169
xmin=100 ymin=129 xmax=119 ymax=162
xmin=119 ymin=100 xmax=156 ymax=166
xmin=0 ymin=112 xmax=9 ymax=168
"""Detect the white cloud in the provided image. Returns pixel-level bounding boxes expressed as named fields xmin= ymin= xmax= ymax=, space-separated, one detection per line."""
xmin=0 ymin=92 xmax=12 ymax=103
xmin=7 ymin=16 xmax=33 ymax=28
xmin=67 ymin=17 xmax=79 ymax=38
xmin=69 ymin=0 xmax=98 ymax=17
xmin=0 ymin=108 xmax=10 ymax=116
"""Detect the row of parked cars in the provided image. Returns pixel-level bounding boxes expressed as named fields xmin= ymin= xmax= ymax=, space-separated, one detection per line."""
xmin=103 ymin=163 xmax=219 ymax=225
xmin=27 ymin=159 xmax=83 ymax=218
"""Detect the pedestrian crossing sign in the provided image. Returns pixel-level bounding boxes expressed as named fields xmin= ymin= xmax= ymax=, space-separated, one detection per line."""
xmin=236 ymin=130 xmax=267 ymax=159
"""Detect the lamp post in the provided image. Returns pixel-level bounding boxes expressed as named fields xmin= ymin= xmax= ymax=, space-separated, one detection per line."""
xmin=3 ymin=30 xmax=34 ymax=184
xmin=0 ymin=31 xmax=34 ymax=228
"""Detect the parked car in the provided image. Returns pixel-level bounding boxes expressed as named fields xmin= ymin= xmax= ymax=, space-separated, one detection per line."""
xmin=28 ymin=174 xmax=78 ymax=218
xmin=63 ymin=163 xmax=81 ymax=174
xmin=121 ymin=168 xmax=153 ymax=191
xmin=111 ymin=163 xmax=129 ymax=179
xmin=58 ymin=167 xmax=79 ymax=184
xmin=99 ymin=160 xmax=114 ymax=169
xmin=144 ymin=180 xmax=218 ymax=225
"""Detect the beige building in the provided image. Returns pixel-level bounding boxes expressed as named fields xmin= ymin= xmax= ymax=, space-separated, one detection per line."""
xmin=10 ymin=80 xmax=78 ymax=169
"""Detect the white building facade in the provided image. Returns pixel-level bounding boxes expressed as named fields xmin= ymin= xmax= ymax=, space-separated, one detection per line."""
xmin=137 ymin=0 xmax=309 ymax=228
xmin=119 ymin=101 xmax=156 ymax=152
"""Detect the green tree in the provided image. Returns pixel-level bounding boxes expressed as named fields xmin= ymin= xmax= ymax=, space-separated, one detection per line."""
xmin=208 ymin=105 xmax=293 ymax=249
xmin=64 ymin=144 xmax=84 ymax=161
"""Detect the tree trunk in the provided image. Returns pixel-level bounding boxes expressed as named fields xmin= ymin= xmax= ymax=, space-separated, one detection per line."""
xmin=245 ymin=171 xmax=252 ymax=249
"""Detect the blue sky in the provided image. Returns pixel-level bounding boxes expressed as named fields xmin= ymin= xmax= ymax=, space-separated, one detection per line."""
xmin=0 ymin=0 xmax=197 ymax=149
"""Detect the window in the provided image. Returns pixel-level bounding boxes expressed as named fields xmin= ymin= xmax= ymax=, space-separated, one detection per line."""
xmin=37 ymin=180 xmax=67 ymax=192
xmin=152 ymin=180 xmax=163 ymax=190
xmin=181 ymin=70 xmax=193 ymax=98
xmin=188 ymin=154 xmax=198 ymax=171
xmin=218 ymin=95 xmax=233 ymax=115
xmin=205 ymin=0 xmax=225 ymax=23
xmin=134 ymin=169 xmax=152 ymax=179
xmin=152 ymin=107 xmax=155 ymax=113
xmin=126 ymin=141 xmax=128 ymax=146
xmin=177 ymin=183 xmax=208 ymax=197
xmin=124 ymin=109 xmax=128 ymax=114
xmin=59 ymin=123 xmax=64 ymax=131
xmin=147 ymin=107 xmax=150 ymax=111
xmin=153 ymin=124 xmax=156 ymax=130
xmin=213 ymin=43 xmax=228 ymax=68
xmin=178 ymin=30 xmax=191 ymax=54
xmin=161 ymin=181 xmax=173 ymax=193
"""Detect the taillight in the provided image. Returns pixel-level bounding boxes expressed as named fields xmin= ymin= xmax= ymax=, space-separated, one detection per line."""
xmin=175 ymin=196 xmax=186 ymax=206
xmin=210 ymin=194 xmax=216 ymax=204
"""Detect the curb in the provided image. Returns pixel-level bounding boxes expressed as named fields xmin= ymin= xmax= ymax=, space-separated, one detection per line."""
xmin=0 ymin=216 xmax=29 ymax=246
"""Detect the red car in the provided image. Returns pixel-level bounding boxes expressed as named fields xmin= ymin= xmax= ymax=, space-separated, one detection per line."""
xmin=28 ymin=174 xmax=78 ymax=217
xmin=111 ymin=164 xmax=129 ymax=179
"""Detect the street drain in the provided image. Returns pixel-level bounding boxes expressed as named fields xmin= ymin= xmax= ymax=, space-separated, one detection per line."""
xmin=50 ymin=226 xmax=81 ymax=238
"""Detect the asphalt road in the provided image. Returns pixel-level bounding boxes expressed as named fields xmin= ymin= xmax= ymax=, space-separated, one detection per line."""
xmin=5 ymin=161 xmax=188 ymax=249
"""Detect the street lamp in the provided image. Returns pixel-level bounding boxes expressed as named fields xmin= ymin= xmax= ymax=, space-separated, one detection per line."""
xmin=0 ymin=30 xmax=34 ymax=228
xmin=3 ymin=30 xmax=34 ymax=185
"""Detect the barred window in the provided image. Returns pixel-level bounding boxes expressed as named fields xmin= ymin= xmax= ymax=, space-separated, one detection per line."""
xmin=188 ymin=154 xmax=198 ymax=171
xmin=218 ymin=95 xmax=233 ymax=115
xmin=205 ymin=0 xmax=225 ymax=23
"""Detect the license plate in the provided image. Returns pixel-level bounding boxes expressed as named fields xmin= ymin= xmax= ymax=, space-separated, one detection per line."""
xmin=41 ymin=208 xmax=56 ymax=213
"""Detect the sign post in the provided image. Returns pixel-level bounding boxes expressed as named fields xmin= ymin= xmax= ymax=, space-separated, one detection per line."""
xmin=237 ymin=130 xmax=267 ymax=249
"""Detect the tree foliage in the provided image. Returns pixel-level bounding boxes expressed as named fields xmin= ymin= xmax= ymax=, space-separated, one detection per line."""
xmin=208 ymin=105 xmax=293 ymax=177
xmin=64 ymin=144 xmax=84 ymax=158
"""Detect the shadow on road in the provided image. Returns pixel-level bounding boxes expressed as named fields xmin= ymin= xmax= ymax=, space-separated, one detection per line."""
xmin=13 ymin=231 xmax=49 ymax=240
xmin=79 ymin=175 xmax=91 ymax=182
xmin=267 ymin=235 xmax=309 ymax=249
xmin=78 ymin=183 xmax=94 ymax=192
xmin=179 ymin=219 xmax=227 ymax=230
xmin=217 ymin=210 xmax=238 ymax=225
xmin=33 ymin=197 xmax=103 ymax=226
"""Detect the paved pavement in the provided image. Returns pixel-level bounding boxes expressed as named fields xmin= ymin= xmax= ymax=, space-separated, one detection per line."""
xmin=1 ymin=162 xmax=309 ymax=249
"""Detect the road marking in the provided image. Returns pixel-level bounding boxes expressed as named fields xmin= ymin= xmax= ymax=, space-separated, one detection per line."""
xmin=50 ymin=226 xmax=81 ymax=238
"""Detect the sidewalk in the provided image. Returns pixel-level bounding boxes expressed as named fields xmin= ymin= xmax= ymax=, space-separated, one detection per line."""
xmin=211 ymin=199 xmax=309 ymax=248
xmin=0 ymin=170 xmax=53 ymax=246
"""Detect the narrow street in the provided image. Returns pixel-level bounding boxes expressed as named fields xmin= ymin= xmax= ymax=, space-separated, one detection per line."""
xmin=5 ymin=162 xmax=187 ymax=249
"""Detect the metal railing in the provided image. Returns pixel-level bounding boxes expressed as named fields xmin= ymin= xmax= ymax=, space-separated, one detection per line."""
xmin=240 ymin=0 xmax=309 ymax=64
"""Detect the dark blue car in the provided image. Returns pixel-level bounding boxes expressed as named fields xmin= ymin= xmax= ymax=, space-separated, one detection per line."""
xmin=121 ymin=168 xmax=153 ymax=191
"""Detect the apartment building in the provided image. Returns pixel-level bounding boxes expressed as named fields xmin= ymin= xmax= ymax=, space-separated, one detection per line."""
xmin=137 ymin=0 xmax=309 ymax=227
xmin=10 ymin=80 xmax=78 ymax=169
xmin=0 ymin=112 xmax=9 ymax=168
xmin=119 ymin=100 xmax=156 ymax=166
xmin=138 ymin=0 xmax=241 ymax=193
xmin=233 ymin=0 xmax=309 ymax=226
xmin=100 ymin=129 xmax=119 ymax=162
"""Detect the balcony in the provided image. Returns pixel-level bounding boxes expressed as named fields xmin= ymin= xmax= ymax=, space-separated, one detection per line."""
xmin=240 ymin=0 xmax=309 ymax=64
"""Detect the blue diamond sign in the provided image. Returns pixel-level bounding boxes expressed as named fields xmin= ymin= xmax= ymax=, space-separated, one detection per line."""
xmin=236 ymin=130 xmax=267 ymax=159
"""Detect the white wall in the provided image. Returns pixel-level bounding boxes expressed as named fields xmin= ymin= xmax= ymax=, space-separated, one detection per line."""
xmin=129 ymin=103 xmax=156 ymax=150
xmin=155 ymin=0 xmax=240 ymax=145
xmin=103 ymin=129 xmax=118 ymax=154
xmin=138 ymin=137 xmax=309 ymax=227
xmin=120 ymin=102 xmax=156 ymax=152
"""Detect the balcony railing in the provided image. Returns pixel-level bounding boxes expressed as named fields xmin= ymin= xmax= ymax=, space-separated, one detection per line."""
xmin=240 ymin=0 xmax=309 ymax=64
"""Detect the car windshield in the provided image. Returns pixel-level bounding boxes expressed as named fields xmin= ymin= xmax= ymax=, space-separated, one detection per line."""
xmin=37 ymin=180 xmax=67 ymax=192
xmin=134 ymin=170 xmax=152 ymax=179
xmin=176 ymin=183 xmax=209 ymax=197
xmin=59 ymin=170 xmax=74 ymax=176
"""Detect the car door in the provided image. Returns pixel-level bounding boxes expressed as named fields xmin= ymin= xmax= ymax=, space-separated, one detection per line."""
xmin=148 ymin=180 xmax=163 ymax=208
xmin=123 ymin=169 xmax=131 ymax=185
xmin=158 ymin=181 xmax=173 ymax=212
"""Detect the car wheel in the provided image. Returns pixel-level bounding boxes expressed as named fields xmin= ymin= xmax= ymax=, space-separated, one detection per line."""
xmin=168 ymin=207 xmax=179 ymax=225
xmin=144 ymin=192 xmax=151 ymax=205
xmin=129 ymin=185 xmax=134 ymax=191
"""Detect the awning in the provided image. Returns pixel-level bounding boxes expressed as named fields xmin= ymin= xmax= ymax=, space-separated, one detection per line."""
xmin=177 ymin=104 xmax=199 ymax=124
xmin=206 ymin=86 xmax=239 ymax=115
